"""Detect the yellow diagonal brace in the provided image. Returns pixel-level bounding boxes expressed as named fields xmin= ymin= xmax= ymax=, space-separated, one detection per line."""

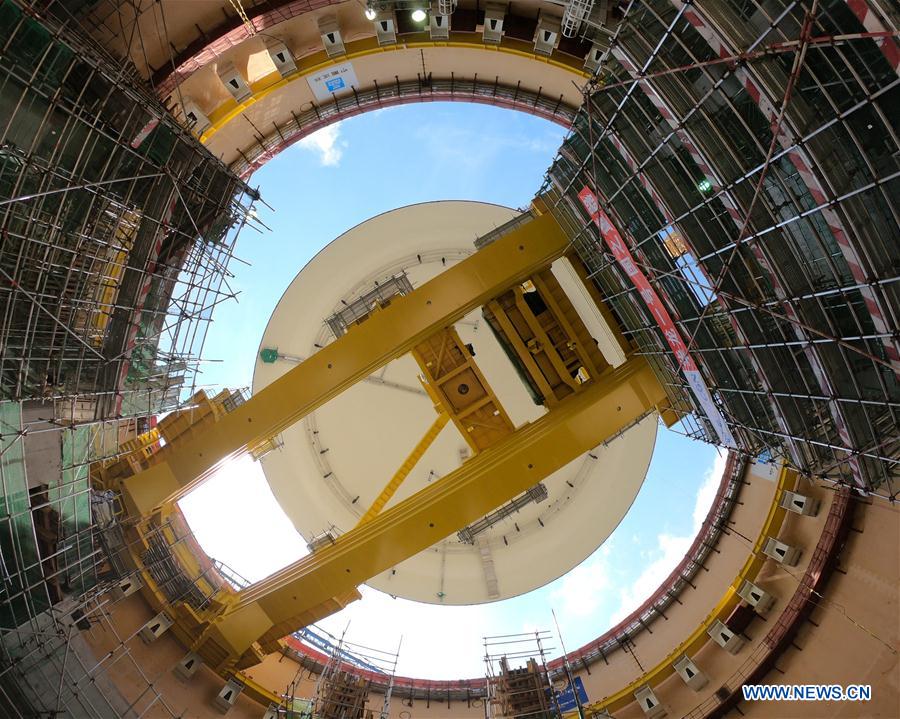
xmin=199 ymin=355 xmax=667 ymax=664
xmin=357 ymin=412 xmax=450 ymax=526
xmin=120 ymin=211 xmax=569 ymax=517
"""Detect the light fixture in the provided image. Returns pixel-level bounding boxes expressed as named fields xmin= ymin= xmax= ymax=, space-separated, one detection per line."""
xmin=697 ymin=178 xmax=713 ymax=193
xmin=411 ymin=7 xmax=427 ymax=22
xmin=364 ymin=6 xmax=377 ymax=20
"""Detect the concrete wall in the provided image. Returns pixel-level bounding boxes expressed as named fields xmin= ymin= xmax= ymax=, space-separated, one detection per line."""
xmin=78 ymin=462 xmax=898 ymax=719
xmin=572 ymin=459 xmax=780 ymax=707
xmin=742 ymin=490 xmax=899 ymax=719
xmin=81 ymin=592 xmax=262 ymax=719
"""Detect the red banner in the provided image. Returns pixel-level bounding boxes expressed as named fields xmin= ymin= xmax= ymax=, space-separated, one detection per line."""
xmin=578 ymin=187 xmax=735 ymax=447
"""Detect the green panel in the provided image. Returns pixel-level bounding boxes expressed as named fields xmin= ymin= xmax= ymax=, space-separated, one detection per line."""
xmin=0 ymin=0 xmax=22 ymax=45
xmin=203 ymin=211 xmax=234 ymax=245
xmin=2 ymin=0 xmax=75 ymax=89
xmin=140 ymin=123 xmax=177 ymax=166
xmin=56 ymin=426 xmax=97 ymax=596
xmin=0 ymin=402 xmax=49 ymax=628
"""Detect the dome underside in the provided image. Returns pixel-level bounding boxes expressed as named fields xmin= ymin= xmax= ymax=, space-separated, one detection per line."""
xmin=253 ymin=201 xmax=657 ymax=604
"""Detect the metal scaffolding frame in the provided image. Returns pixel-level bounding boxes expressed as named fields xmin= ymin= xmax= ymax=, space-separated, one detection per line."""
xmin=0 ymin=400 xmax=261 ymax=716
xmin=0 ymin=404 xmax=268 ymax=717
xmin=271 ymin=629 xmax=400 ymax=719
xmin=483 ymin=630 xmax=560 ymax=719
xmin=1 ymin=587 xmax=186 ymax=718
xmin=0 ymin=0 xmax=261 ymax=715
xmin=542 ymin=0 xmax=899 ymax=499
xmin=0 ymin=0 xmax=259 ymax=420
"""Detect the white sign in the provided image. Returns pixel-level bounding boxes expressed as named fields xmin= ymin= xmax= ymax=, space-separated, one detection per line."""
xmin=307 ymin=62 xmax=359 ymax=103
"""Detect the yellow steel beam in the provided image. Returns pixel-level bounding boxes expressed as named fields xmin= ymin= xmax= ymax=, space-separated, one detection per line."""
xmin=120 ymin=211 xmax=569 ymax=517
xmin=357 ymin=412 xmax=450 ymax=526
xmin=486 ymin=297 xmax=559 ymax=403
xmin=530 ymin=271 xmax=607 ymax=381
xmin=198 ymin=355 xmax=667 ymax=666
xmin=512 ymin=286 xmax=580 ymax=392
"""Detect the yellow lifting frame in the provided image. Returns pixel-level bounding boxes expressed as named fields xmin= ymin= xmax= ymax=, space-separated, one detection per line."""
xmin=120 ymin=211 xmax=570 ymax=517
xmin=199 ymin=355 xmax=668 ymax=665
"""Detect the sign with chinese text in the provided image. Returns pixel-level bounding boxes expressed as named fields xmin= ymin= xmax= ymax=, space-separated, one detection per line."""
xmin=307 ymin=62 xmax=359 ymax=102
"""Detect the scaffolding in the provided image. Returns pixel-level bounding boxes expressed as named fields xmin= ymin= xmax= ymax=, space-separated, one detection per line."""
xmin=1 ymin=586 xmax=188 ymax=717
xmin=0 ymin=0 xmax=898 ymax=713
xmin=541 ymin=0 xmax=899 ymax=499
xmin=0 ymin=421 xmax=209 ymax=717
xmin=483 ymin=631 xmax=560 ymax=719
xmin=295 ymin=626 xmax=391 ymax=677
xmin=0 ymin=0 xmax=259 ymax=420
xmin=0 ymin=411 xmax=254 ymax=716
xmin=271 ymin=629 xmax=400 ymax=719
xmin=0 ymin=0 xmax=261 ymax=714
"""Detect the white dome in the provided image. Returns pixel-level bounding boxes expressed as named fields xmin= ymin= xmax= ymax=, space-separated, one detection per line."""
xmin=252 ymin=201 xmax=656 ymax=604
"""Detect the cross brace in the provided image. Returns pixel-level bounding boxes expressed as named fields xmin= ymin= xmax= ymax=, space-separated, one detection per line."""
xmin=202 ymin=355 xmax=666 ymax=666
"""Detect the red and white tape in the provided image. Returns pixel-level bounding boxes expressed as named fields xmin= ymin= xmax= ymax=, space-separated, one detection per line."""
xmin=679 ymin=1 xmax=899 ymax=376
xmin=611 ymin=39 xmax=867 ymax=486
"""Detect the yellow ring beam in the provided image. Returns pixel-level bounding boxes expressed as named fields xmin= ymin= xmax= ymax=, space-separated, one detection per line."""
xmin=197 ymin=33 xmax=591 ymax=145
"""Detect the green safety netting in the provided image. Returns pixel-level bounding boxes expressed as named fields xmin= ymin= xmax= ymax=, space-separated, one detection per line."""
xmin=57 ymin=426 xmax=97 ymax=597
xmin=0 ymin=402 xmax=48 ymax=628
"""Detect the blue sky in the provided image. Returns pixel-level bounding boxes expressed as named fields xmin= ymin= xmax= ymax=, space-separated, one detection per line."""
xmin=197 ymin=104 xmax=564 ymax=391
xmin=179 ymin=103 xmax=721 ymax=679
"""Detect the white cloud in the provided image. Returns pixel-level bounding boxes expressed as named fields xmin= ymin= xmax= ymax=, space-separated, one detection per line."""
xmin=609 ymin=532 xmax=691 ymax=626
xmin=693 ymin=449 xmax=727 ymax=532
xmin=315 ymin=586 xmax=492 ymax=678
xmin=412 ymin=119 xmax=563 ymax=173
xmin=609 ymin=448 xmax=728 ymax=625
xmin=550 ymin=549 xmax=611 ymax=619
xmin=297 ymin=123 xmax=346 ymax=167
